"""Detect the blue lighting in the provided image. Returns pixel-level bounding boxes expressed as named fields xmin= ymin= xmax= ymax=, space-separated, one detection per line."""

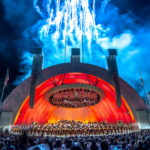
xmin=21 ymin=0 xmax=150 ymax=98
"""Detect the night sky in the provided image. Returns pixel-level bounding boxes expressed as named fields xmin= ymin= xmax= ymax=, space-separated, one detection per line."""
xmin=0 ymin=0 xmax=150 ymax=100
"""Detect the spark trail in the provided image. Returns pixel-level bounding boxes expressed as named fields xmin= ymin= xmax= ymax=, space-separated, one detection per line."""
xmin=33 ymin=0 xmax=110 ymax=66
xmin=3 ymin=0 xmax=149 ymax=98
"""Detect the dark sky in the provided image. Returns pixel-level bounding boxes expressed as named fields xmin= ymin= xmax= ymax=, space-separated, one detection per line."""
xmin=0 ymin=0 xmax=150 ymax=100
xmin=0 ymin=0 xmax=39 ymax=82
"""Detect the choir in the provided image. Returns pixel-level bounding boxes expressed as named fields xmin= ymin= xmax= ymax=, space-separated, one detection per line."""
xmin=11 ymin=120 xmax=139 ymax=136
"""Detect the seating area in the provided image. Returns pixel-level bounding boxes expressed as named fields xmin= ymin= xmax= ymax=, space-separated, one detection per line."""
xmin=11 ymin=120 xmax=138 ymax=136
xmin=0 ymin=128 xmax=150 ymax=150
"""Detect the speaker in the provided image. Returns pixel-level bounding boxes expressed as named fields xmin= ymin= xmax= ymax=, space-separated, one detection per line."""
xmin=107 ymin=49 xmax=121 ymax=108
xmin=29 ymin=49 xmax=43 ymax=108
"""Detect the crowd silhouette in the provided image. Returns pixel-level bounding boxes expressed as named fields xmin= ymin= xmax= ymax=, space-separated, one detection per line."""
xmin=0 ymin=128 xmax=150 ymax=150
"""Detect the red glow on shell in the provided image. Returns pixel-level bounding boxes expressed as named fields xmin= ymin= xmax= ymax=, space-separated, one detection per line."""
xmin=14 ymin=73 xmax=135 ymax=125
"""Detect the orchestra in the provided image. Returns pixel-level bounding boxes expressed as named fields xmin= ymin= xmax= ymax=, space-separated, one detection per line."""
xmin=11 ymin=120 xmax=139 ymax=136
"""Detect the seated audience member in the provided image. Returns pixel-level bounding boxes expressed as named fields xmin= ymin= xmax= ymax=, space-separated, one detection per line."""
xmin=100 ymin=141 xmax=109 ymax=150
xmin=90 ymin=140 xmax=99 ymax=150
xmin=135 ymin=141 xmax=147 ymax=150
xmin=128 ymin=140 xmax=136 ymax=150
xmin=71 ymin=142 xmax=84 ymax=150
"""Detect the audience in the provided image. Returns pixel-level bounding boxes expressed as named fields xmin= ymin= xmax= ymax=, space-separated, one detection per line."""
xmin=0 ymin=128 xmax=150 ymax=150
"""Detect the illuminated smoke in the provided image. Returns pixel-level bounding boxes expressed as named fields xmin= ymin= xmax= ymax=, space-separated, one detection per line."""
xmin=32 ymin=0 xmax=110 ymax=66
xmin=101 ymin=0 xmax=111 ymax=14
xmin=2 ymin=0 xmax=150 ymax=98
xmin=30 ymin=0 xmax=149 ymax=98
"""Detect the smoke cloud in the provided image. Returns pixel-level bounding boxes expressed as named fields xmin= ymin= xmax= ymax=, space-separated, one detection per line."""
xmin=1 ymin=0 xmax=150 ymax=99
